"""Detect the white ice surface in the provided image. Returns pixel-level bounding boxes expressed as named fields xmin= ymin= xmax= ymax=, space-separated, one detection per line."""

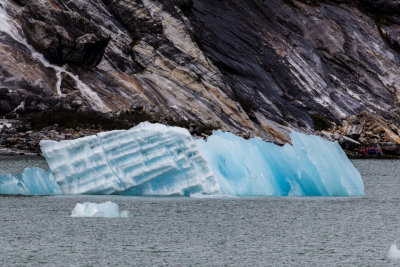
xmin=71 ymin=201 xmax=132 ymax=218
xmin=41 ymin=122 xmax=219 ymax=196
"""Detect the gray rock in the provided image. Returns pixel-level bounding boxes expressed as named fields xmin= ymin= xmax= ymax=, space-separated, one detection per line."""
xmin=0 ymin=100 xmax=12 ymax=113
xmin=17 ymin=0 xmax=110 ymax=68
xmin=380 ymin=142 xmax=400 ymax=155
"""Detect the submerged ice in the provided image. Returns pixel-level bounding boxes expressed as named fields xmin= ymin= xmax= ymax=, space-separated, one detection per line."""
xmin=0 ymin=122 xmax=364 ymax=196
xmin=0 ymin=167 xmax=61 ymax=195
xmin=71 ymin=201 xmax=132 ymax=218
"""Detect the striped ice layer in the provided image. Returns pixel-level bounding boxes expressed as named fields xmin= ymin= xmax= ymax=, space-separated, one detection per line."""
xmin=40 ymin=123 xmax=219 ymax=196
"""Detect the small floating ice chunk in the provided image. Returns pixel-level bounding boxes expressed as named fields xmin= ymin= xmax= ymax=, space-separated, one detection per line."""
xmin=388 ymin=243 xmax=400 ymax=259
xmin=190 ymin=193 xmax=238 ymax=199
xmin=120 ymin=210 xmax=132 ymax=218
xmin=71 ymin=201 xmax=132 ymax=218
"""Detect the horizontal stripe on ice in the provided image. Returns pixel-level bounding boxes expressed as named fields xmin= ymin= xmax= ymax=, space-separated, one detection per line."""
xmin=40 ymin=122 xmax=219 ymax=196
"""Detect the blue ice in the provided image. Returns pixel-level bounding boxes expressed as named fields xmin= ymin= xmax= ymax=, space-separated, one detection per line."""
xmin=196 ymin=131 xmax=364 ymax=196
xmin=0 ymin=167 xmax=61 ymax=195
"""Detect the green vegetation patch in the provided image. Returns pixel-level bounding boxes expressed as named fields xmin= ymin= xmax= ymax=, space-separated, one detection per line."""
xmin=24 ymin=111 xmax=155 ymax=131
xmin=23 ymin=110 xmax=218 ymax=136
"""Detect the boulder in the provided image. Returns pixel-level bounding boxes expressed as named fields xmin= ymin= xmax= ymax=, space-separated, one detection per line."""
xmin=334 ymin=112 xmax=400 ymax=155
xmin=380 ymin=24 xmax=400 ymax=52
xmin=343 ymin=123 xmax=364 ymax=140
xmin=339 ymin=136 xmax=360 ymax=150
xmin=17 ymin=0 xmax=110 ymax=69
xmin=380 ymin=142 xmax=400 ymax=155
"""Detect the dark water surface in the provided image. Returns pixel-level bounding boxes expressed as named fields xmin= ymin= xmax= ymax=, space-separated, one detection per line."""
xmin=0 ymin=158 xmax=400 ymax=266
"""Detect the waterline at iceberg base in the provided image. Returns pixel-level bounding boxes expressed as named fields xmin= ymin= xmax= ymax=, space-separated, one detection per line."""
xmin=0 ymin=122 xmax=364 ymax=196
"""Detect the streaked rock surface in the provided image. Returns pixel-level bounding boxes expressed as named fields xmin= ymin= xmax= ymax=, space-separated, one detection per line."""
xmin=0 ymin=0 xmax=400 ymax=152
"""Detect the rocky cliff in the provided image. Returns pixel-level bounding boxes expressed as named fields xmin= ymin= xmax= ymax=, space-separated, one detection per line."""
xmin=1 ymin=0 xmax=400 ymax=155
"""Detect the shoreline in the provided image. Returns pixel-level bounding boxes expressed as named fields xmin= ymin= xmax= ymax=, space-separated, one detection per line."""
xmin=346 ymin=151 xmax=400 ymax=160
xmin=0 ymin=146 xmax=399 ymax=160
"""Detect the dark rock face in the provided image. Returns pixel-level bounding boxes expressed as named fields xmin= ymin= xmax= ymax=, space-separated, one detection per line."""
xmin=170 ymin=0 xmax=193 ymax=12
xmin=359 ymin=0 xmax=400 ymax=13
xmin=188 ymin=0 xmax=400 ymax=131
xmin=17 ymin=0 xmax=110 ymax=68
xmin=1 ymin=0 xmax=400 ymax=153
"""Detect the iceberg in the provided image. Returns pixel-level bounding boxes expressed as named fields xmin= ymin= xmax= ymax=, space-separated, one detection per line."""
xmin=0 ymin=122 xmax=364 ymax=196
xmin=196 ymin=131 xmax=364 ymax=196
xmin=40 ymin=123 xmax=219 ymax=196
xmin=0 ymin=167 xmax=61 ymax=195
xmin=71 ymin=201 xmax=132 ymax=218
